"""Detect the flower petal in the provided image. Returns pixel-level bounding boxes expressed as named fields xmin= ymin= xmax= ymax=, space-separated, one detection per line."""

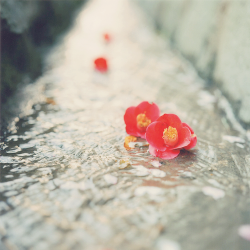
xmin=139 ymin=132 xmax=146 ymax=139
xmin=146 ymin=121 xmax=166 ymax=151
xmin=149 ymin=145 xmax=158 ymax=157
xmin=157 ymin=114 xmax=182 ymax=130
xmin=182 ymin=123 xmax=197 ymax=150
xmin=136 ymin=101 xmax=151 ymax=112
xmin=149 ymin=145 xmax=180 ymax=160
xmin=103 ymin=33 xmax=111 ymax=42
xmin=172 ymin=126 xmax=191 ymax=149
xmin=184 ymin=135 xmax=197 ymax=150
xmin=94 ymin=57 xmax=108 ymax=72
xmin=182 ymin=122 xmax=194 ymax=134
xmin=136 ymin=101 xmax=160 ymax=122
xmin=124 ymin=106 xmax=138 ymax=136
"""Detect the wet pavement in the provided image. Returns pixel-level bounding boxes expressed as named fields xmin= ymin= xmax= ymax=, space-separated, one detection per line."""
xmin=1 ymin=0 xmax=250 ymax=249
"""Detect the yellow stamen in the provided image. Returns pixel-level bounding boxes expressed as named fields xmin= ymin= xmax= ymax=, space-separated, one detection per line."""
xmin=124 ymin=135 xmax=137 ymax=150
xmin=162 ymin=126 xmax=178 ymax=147
xmin=136 ymin=113 xmax=151 ymax=132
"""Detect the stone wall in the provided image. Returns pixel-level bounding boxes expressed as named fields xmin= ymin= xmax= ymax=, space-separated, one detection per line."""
xmin=136 ymin=0 xmax=250 ymax=127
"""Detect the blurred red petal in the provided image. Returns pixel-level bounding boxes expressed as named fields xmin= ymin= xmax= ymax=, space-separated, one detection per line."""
xmin=146 ymin=121 xmax=166 ymax=151
xmin=94 ymin=57 xmax=108 ymax=72
xmin=103 ymin=33 xmax=111 ymax=42
xmin=124 ymin=106 xmax=138 ymax=136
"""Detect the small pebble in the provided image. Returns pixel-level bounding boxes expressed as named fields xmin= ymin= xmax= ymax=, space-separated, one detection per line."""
xmin=202 ymin=186 xmax=225 ymax=200
xmin=151 ymin=160 xmax=161 ymax=168
xmin=238 ymin=225 xmax=250 ymax=241
xmin=104 ymin=174 xmax=117 ymax=185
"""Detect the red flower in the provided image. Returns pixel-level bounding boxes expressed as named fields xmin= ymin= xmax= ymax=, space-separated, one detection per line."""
xmin=103 ymin=33 xmax=111 ymax=42
xmin=124 ymin=101 xmax=160 ymax=139
xmin=94 ymin=57 xmax=108 ymax=72
xmin=146 ymin=114 xmax=197 ymax=159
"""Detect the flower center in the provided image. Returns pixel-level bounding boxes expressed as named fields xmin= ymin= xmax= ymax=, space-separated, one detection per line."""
xmin=162 ymin=126 xmax=178 ymax=147
xmin=136 ymin=113 xmax=151 ymax=132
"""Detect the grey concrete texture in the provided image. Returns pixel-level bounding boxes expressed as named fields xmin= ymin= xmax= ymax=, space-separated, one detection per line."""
xmin=136 ymin=0 xmax=250 ymax=126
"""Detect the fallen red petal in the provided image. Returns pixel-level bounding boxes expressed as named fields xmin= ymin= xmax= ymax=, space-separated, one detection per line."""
xmin=103 ymin=33 xmax=111 ymax=42
xmin=94 ymin=57 xmax=108 ymax=72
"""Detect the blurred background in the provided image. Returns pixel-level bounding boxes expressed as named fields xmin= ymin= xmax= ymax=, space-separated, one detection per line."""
xmin=1 ymin=0 xmax=85 ymax=103
xmin=1 ymin=0 xmax=250 ymax=129
xmin=136 ymin=0 xmax=250 ymax=129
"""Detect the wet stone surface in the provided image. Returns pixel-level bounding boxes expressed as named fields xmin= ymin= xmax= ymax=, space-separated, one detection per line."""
xmin=1 ymin=0 xmax=250 ymax=249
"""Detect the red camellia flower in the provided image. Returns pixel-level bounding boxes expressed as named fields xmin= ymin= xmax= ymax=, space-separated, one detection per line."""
xmin=124 ymin=101 xmax=160 ymax=139
xmin=103 ymin=33 xmax=111 ymax=42
xmin=94 ymin=57 xmax=108 ymax=72
xmin=146 ymin=114 xmax=197 ymax=159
